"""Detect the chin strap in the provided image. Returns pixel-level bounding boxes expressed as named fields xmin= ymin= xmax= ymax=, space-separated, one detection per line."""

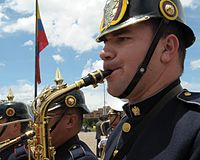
xmin=50 ymin=110 xmax=67 ymax=133
xmin=0 ymin=125 xmax=7 ymax=137
xmin=118 ymin=19 xmax=169 ymax=98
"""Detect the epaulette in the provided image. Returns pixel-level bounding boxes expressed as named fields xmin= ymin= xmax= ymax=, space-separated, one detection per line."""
xmin=68 ymin=144 xmax=86 ymax=159
xmin=177 ymin=89 xmax=200 ymax=106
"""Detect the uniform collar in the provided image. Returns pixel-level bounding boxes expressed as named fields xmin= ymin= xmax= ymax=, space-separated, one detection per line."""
xmin=56 ymin=135 xmax=80 ymax=150
xmin=123 ymin=79 xmax=181 ymax=118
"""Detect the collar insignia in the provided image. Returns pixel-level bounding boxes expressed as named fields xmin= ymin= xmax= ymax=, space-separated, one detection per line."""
xmin=184 ymin=91 xmax=192 ymax=97
xmin=132 ymin=106 xmax=141 ymax=116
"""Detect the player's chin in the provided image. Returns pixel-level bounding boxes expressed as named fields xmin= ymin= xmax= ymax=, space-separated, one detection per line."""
xmin=107 ymin=83 xmax=123 ymax=98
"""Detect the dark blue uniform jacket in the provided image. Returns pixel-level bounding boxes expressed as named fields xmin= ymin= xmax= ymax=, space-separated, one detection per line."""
xmin=0 ymin=139 xmax=30 ymax=160
xmin=55 ymin=135 xmax=97 ymax=160
xmin=105 ymin=79 xmax=200 ymax=160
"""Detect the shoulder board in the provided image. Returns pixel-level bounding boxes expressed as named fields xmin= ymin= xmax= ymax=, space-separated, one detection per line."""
xmin=68 ymin=144 xmax=85 ymax=159
xmin=177 ymin=89 xmax=200 ymax=106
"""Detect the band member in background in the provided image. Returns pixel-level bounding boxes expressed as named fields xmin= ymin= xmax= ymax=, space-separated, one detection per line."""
xmin=98 ymin=108 xmax=122 ymax=159
xmin=47 ymin=89 xmax=97 ymax=160
xmin=96 ymin=0 xmax=200 ymax=159
xmin=46 ymin=69 xmax=97 ymax=160
xmin=0 ymin=89 xmax=33 ymax=160
xmin=95 ymin=115 xmax=104 ymax=157
xmin=107 ymin=108 xmax=122 ymax=136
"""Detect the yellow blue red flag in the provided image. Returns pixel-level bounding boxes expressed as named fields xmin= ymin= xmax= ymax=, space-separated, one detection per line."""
xmin=36 ymin=0 xmax=48 ymax=84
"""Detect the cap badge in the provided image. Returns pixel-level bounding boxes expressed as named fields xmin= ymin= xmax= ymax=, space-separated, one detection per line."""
xmin=159 ymin=0 xmax=178 ymax=21
xmin=132 ymin=106 xmax=141 ymax=116
xmin=65 ymin=95 xmax=76 ymax=107
xmin=6 ymin=107 xmax=15 ymax=117
xmin=100 ymin=0 xmax=128 ymax=32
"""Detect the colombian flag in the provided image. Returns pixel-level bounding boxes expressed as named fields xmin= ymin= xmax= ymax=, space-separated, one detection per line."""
xmin=36 ymin=0 xmax=48 ymax=84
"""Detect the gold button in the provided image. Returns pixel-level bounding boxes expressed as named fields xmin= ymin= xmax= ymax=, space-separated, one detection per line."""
xmin=184 ymin=92 xmax=192 ymax=97
xmin=122 ymin=122 xmax=131 ymax=133
xmin=113 ymin=149 xmax=118 ymax=157
xmin=132 ymin=106 xmax=141 ymax=116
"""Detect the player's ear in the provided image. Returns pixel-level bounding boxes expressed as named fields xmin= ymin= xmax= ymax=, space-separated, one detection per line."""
xmin=66 ymin=114 xmax=77 ymax=128
xmin=160 ymin=34 xmax=179 ymax=63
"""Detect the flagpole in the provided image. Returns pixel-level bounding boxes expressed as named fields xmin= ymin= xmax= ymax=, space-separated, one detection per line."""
xmin=34 ymin=0 xmax=38 ymax=99
xmin=34 ymin=0 xmax=48 ymax=98
xmin=103 ymin=83 xmax=106 ymax=115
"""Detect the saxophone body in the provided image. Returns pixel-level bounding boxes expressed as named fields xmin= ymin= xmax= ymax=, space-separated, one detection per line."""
xmin=29 ymin=69 xmax=112 ymax=160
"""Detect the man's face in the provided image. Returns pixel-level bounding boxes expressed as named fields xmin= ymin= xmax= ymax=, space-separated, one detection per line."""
xmin=108 ymin=114 xmax=120 ymax=128
xmin=99 ymin=22 xmax=154 ymax=98
xmin=47 ymin=109 xmax=62 ymax=128
xmin=47 ymin=108 xmax=72 ymax=147
xmin=0 ymin=118 xmax=7 ymax=141
xmin=0 ymin=118 xmax=21 ymax=141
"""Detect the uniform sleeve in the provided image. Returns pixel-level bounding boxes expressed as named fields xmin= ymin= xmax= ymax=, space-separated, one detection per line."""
xmin=189 ymin=129 xmax=200 ymax=159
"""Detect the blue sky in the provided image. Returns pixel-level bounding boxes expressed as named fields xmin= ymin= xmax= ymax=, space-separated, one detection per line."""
xmin=0 ymin=0 xmax=200 ymax=111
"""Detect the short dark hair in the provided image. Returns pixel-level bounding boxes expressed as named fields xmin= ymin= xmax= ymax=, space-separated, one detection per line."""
xmin=148 ymin=19 xmax=186 ymax=71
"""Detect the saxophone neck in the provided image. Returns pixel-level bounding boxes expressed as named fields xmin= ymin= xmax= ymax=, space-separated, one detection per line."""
xmin=0 ymin=130 xmax=35 ymax=152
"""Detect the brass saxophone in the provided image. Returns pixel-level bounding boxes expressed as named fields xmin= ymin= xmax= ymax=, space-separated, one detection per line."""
xmin=29 ymin=69 xmax=112 ymax=160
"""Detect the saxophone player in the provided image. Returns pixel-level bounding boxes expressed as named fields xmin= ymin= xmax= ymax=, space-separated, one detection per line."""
xmin=46 ymin=88 xmax=97 ymax=160
xmin=0 ymin=89 xmax=33 ymax=160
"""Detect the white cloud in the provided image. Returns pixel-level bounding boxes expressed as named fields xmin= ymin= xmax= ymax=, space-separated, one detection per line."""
xmin=0 ymin=80 xmax=48 ymax=105
xmin=181 ymin=0 xmax=200 ymax=8
xmin=81 ymin=59 xmax=103 ymax=77
xmin=52 ymin=54 xmax=64 ymax=64
xmin=0 ymin=0 xmax=106 ymax=53
xmin=181 ymin=80 xmax=200 ymax=91
xmin=2 ymin=15 xmax=34 ymax=33
xmin=190 ymin=59 xmax=200 ymax=70
xmin=0 ymin=81 xmax=34 ymax=103
xmin=0 ymin=11 xmax=8 ymax=21
xmin=0 ymin=6 xmax=8 ymax=29
xmin=5 ymin=0 xmax=199 ymax=53
xmin=0 ymin=62 xmax=5 ymax=67
xmin=23 ymin=40 xmax=33 ymax=46
xmin=1 ymin=0 xmax=200 ymax=53
xmin=45 ymin=0 xmax=106 ymax=52
xmin=3 ymin=0 xmax=34 ymax=14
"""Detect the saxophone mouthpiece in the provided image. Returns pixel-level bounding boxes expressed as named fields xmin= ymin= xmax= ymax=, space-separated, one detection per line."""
xmin=102 ymin=70 xmax=113 ymax=78
xmin=81 ymin=69 xmax=112 ymax=87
